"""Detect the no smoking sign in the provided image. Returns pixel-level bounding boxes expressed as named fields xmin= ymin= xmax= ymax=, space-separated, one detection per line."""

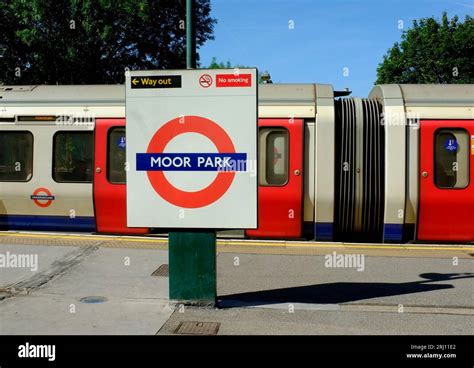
xmin=126 ymin=69 xmax=258 ymax=229
xmin=199 ymin=74 xmax=213 ymax=88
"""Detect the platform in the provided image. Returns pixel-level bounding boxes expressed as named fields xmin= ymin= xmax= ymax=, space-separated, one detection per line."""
xmin=0 ymin=231 xmax=473 ymax=335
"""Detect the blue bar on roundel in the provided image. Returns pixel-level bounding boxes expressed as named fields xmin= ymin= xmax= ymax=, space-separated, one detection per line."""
xmin=136 ymin=153 xmax=247 ymax=171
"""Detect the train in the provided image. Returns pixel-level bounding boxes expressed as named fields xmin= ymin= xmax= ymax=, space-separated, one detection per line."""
xmin=0 ymin=83 xmax=473 ymax=243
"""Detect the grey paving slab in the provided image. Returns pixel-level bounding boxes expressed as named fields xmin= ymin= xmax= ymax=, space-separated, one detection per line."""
xmin=0 ymin=246 xmax=172 ymax=335
xmin=0 ymin=243 xmax=78 ymax=286
xmin=38 ymin=247 xmax=170 ymax=300
xmin=158 ymin=306 xmax=474 ymax=335
xmin=0 ymin=294 xmax=172 ymax=335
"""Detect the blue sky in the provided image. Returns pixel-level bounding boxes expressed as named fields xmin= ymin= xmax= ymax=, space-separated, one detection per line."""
xmin=199 ymin=0 xmax=473 ymax=96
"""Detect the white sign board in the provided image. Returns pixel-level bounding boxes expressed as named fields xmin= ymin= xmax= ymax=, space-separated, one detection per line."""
xmin=125 ymin=69 xmax=258 ymax=228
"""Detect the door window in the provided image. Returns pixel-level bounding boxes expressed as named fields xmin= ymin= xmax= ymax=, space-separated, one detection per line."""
xmin=107 ymin=127 xmax=126 ymax=184
xmin=0 ymin=131 xmax=33 ymax=181
xmin=259 ymin=128 xmax=289 ymax=186
xmin=53 ymin=132 xmax=93 ymax=183
xmin=434 ymin=129 xmax=469 ymax=189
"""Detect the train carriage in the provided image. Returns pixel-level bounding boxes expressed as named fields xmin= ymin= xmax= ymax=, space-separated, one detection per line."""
xmin=0 ymin=83 xmax=473 ymax=243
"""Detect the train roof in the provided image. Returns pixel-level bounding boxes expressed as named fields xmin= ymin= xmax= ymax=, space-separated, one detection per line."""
xmin=0 ymin=84 xmax=338 ymax=118
xmin=370 ymin=84 xmax=474 ymax=107
xmin=1 ymin=83 xmax=472 ymax=120
xmin=2 ymin=83 xmax=473 ymax=106
xmin=0 ymin=83 xmax=335 ymax=106
xmin=0 ymin=85 xmax=125 ymax=105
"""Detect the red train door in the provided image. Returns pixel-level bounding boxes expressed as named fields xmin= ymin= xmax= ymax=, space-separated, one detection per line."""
xmin=246 ymin=118 xmax=304 ymax=238
xmin=418 ymin=120 xmax=474 ymax=242
xmin=94 ymin=119 xmax=148 ymax=234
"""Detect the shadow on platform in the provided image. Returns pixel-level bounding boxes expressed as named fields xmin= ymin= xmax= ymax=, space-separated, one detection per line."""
xmin=218 ymin=273 xmax=474 ymax=307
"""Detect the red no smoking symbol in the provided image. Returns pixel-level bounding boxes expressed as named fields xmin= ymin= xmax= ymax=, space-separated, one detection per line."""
xmin=199 ymin=74 xmax=213 ymax=88
xmin=146 ymin=115 xmax=236 ymax=209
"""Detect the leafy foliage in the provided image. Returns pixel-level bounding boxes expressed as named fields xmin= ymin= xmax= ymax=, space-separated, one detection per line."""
xmin=0 ymin=0 xmax=216 ymax=84
xmin=376 ymin=13 xmax=473 ymax=84
xmin=207 ymin=57 xmax=233 ymax=69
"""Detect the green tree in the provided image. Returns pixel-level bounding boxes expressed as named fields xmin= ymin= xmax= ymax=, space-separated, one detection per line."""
xmin=207 ymin=57 xmax=232 ymax=69
xmin=0 ymin=0 xmax=216 ymax=84
xmin=206 ymin=57 xmax=270 ymax=83
xmin=376 ymin=12 xmax=473 ymax=84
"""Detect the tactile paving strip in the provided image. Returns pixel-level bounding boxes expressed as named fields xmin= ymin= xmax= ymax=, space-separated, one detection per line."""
xmin=0 ymin=236 xmax=100 ymax=247
xmin=0 ymin=234 xmax=167 ymax=249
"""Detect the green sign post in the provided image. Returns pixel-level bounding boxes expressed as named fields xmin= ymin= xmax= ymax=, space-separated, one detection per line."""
xmin=168 ymin=0 xmax=217 ymax=306
xmin=126 ymin=1 xmax=256 ymax=305
xmin=169 ymin=230 xmax=216 ymax=304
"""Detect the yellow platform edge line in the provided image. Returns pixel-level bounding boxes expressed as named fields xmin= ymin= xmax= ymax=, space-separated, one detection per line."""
xmin=0 ymin=232 xmax=473 ymax=251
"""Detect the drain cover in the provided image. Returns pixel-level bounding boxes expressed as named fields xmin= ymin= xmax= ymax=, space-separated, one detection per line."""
xmin=151 ymin=264 xmax=169 ymax=277
xmin=174 ymin=322 xmax=220 ymax=335
xmin=80 ymin=296 xmax=108 ymax=304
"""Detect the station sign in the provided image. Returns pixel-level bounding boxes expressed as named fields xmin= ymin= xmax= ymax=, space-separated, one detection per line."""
xmin=125 ymin=69 xmax=258 ymax=228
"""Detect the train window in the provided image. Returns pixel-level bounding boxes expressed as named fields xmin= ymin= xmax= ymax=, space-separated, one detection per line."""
xmin=107 ymin=127 xmax=126 ymax=184
xmin=0 ymin=131 xmax=33 ymax=182
xmin=434 ymin=129 xmax=469 ymax=189
xmin=53 ymin=132 xmax=93 ymax=183
xmin=259 ymin=128 xmax=289 ymax=186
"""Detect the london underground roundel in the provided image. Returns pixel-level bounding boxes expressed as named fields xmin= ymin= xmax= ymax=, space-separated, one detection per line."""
xmin=31 ymin=187 xmax=55 ymax=208
xmin=137 ymin=115 xmax=245 ymax=209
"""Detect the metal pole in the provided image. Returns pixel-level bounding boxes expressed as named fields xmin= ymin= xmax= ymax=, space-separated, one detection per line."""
xmin=186 ymin=0 xmax=196 ymax=69
xmin=169 ymin=0 xmax=216 ymax=306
